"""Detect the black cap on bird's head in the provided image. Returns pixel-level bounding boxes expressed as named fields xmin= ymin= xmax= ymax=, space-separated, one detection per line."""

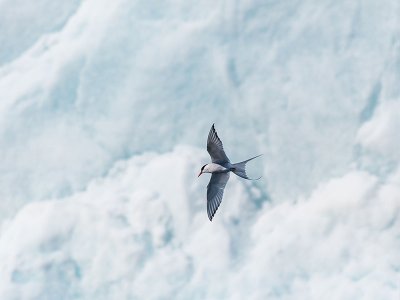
xmin=198 ymin=164 xmax=207 ymax=177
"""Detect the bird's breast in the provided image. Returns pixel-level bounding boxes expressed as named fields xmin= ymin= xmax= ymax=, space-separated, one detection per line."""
xmin=208 ymin=163 xmax=229 ymax=173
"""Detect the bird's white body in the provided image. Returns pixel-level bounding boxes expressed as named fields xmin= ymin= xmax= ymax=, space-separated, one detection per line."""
xmin=201 ymin=163 xmax=229 ymax=174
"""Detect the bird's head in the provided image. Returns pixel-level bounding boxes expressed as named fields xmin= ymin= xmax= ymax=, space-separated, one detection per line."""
xmin=198 ymin=164 xmax=208 ymax=177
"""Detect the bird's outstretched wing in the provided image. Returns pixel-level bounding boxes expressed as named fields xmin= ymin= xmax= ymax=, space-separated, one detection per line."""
xmin=207 ymin=172 xmax=230 ymax=221
xmin=207 ymin=124 xmax=230 ymax=164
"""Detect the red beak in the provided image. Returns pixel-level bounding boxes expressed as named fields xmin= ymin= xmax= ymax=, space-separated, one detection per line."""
xmin=198 ymin=171 xmax=202 ymax=177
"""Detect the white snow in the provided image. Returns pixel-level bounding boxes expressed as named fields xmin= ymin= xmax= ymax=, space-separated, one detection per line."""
xmin=0 ymin=0 xmax=399 ymax=299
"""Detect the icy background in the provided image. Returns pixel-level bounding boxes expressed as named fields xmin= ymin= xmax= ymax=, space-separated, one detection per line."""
xmin=0 ymin=0 xmax=399 ymax=299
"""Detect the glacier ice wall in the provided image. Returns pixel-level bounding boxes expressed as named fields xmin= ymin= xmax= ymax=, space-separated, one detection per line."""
xmin=0 ymin=0 xmax=399 ymax=299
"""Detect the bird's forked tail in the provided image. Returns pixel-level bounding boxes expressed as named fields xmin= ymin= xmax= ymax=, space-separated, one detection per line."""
xmin=231 ymin=154 xmax=263 ymax=180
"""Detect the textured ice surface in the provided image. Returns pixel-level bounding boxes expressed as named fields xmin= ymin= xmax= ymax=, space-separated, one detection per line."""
xmin=0 ymin=0 xmax=399 ymax=299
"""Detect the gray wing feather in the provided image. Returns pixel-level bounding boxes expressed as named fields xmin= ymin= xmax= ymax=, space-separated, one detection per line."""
xmin=207 ymin=124 xmax=230 ymax=164
xmin=207 ymin=172 xmax=230 ymax=221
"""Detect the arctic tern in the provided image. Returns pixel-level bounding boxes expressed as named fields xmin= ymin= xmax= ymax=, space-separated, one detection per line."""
xmin=198 ymin=124 xmax=262 ymax=221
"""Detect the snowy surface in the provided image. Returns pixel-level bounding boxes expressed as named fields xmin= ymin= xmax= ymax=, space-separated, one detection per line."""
xmin=0 ymin=0 xmax=399 ymax=299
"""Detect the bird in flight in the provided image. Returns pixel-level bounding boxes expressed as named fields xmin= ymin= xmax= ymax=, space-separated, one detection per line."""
xmin=198 ymin=124 xmax=262 ymax=221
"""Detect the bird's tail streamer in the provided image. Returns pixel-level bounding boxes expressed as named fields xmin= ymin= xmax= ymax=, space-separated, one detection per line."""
xmin=231 ymin=154 xmax=263 ymax=180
